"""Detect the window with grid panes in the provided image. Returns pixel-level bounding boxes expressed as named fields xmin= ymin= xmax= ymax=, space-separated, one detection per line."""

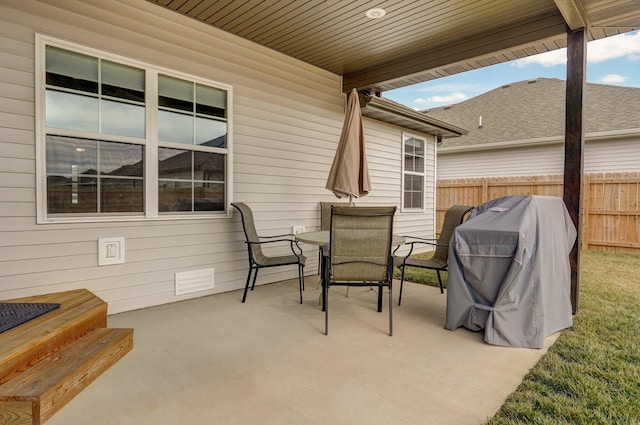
xmin=402 ymin=133 xmax=425 ymax=210
xmin=39 ymin=37 xmax=231 ymax=222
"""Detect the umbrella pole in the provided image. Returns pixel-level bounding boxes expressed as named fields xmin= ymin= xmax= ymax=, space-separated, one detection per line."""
xmin=346 ymin=194 xmax=353 ymax=298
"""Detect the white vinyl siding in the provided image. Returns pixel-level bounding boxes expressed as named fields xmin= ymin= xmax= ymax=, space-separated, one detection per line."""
xmin=0 ymin=0 xmax=437 ymax=314
xmin=364 ymin=121 xmax=436 ymax=239
xmin=584 ymin=138 xmax=640 ymax=173
xmin=437 ymin=136 xmax=640 ymax=179
xmin=438 ymin=144 xmax=564 ymax=178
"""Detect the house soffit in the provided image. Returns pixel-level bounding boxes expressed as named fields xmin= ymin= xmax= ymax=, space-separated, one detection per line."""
xmin=359 ymin=94 xmax=468 ymax=138
xmin=146 ymin=0 xmax=640 ymax=94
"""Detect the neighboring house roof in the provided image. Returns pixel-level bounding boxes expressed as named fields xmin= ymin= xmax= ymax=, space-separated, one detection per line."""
xmin=425 ymin=78 xmax=640 ymax=150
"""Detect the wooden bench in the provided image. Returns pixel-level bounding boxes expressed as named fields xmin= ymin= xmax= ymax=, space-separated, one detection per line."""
xmin=0 ymin=289 xmax=133 ymax=425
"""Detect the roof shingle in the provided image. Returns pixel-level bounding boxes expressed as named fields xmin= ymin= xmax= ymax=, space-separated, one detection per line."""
xmin=424 ymin=78 xmax=640 ymax=148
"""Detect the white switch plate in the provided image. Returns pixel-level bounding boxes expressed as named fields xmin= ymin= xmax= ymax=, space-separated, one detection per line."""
xmin=98 ymin=237 xmax=125 ymax=266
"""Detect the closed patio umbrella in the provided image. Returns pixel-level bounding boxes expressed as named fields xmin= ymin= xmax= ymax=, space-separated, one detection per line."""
xmin=325 ymin=89 xmax=371 ymax=204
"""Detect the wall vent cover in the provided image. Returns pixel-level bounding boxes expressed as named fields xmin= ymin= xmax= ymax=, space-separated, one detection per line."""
xmin=175 ymin=268 xmax=214 ymax=295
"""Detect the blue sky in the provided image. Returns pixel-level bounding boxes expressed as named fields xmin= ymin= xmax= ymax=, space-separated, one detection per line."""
xmin=385 ymin=30 xmax=640 ymax=110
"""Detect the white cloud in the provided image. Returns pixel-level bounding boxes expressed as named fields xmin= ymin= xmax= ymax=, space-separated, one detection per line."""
xmin=513 ymin=49 xmax=566 ymax=68
xmin=412 ymin=92 xmax=468 ymax=109
xmin=599 ymin=74 xmax=626 ymax=84
xmin=588 ymin=31 xmax=640 ymax=63
xmin=512 ymin=31 xmax=640 ymax=68
xmin=412 ymin=83 xmax=481 ymax=93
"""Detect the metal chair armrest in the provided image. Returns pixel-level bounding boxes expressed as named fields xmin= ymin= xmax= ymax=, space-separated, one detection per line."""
xmin=246 ymin=236 xmax=304 ymax=257
xmin=259 ymin=233 xmax=296 ymax=239
xmin=402 ymin=236 xmax=437 ymax=243
xmin=260 ymin=233 xmax=303 ymax=256
xmin=393 ymin=237 xmax=447 ymax=264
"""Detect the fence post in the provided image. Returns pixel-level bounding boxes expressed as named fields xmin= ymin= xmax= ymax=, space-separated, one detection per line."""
xmin=581 ymin=174 xmax=590 ymax=250
xmin=482 ymin=178 xmax=488 ymax=203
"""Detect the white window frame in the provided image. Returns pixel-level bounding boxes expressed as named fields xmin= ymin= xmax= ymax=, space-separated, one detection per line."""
xmin=401 ymin=132 xmax=427 ymax=213
xmin=35 ymin=35 xmax=233 ymax=223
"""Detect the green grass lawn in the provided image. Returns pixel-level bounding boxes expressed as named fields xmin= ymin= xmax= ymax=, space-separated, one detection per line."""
xmin=399 ymin=250 xmax=640 ymax=424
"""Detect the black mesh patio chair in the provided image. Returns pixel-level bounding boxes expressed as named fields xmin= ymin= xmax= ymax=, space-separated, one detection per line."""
xmin=320 ymin=201 xmax=355 ymax=230
xmin=318 ymin=202 xmax=335 ymax=276
xmin=393 ymin=205 xmax=473 ymax=305
xmin=231 ymin=202 xmax=306 ymax=304
xmin=318 ymin=202 xmax=351 ymax=293
xmin=324 ymin=206 xmax=396 ymax=335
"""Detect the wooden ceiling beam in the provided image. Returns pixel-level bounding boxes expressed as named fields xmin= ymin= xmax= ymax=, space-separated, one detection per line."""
xmin=554 ymin=0 xmax=588 ymax=30
xmin=342 ymin=14 xmax=568 ymax=93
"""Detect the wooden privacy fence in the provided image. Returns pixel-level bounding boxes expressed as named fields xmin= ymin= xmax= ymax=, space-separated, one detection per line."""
xmin=436 ymin=172 xmax=640 ymax=254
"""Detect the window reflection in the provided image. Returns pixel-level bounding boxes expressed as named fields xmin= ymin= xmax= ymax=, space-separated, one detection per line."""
xmin=403 ymin=169 xmax=424 ymax=209
xmin=196 ymin=118 xmax=226 ymax=147
xmin=194 ymin=183 xmax=224 ymax=211
xmin=404 ymin=137 xmax=424 ymax=173
xmin=100 ymin=178 xmax=144 ymax=212
xmin=412 ymin=192 xmax=423 ymax=208
xmin=48 ymin=176 xmax=98 ymax=214
xmin=159 ymin=181 xmax=192 ymax=212
xmin=158 ymin=148 xmax=192 ymax=180
xmin=194 ymin=151 xmax=225 ymax=181
xmin=46 ymin=136 xmax=98 ymax=175
xmin=196 ymin=84 xmax=226 ymax=118
xmin=101 ymin=99 xmax=145 ymax=138
xmin=158 ymin=74 xmax=227 ymax=148
xmin=158 ymin=74 xmax=193 ymax=112
xmin=158 ymin=148 xmax=225 ymax=212
xmin=45 ymin=45 xmax=145 ymax=139
xmin=158 ymin=110 xmax=194 ymax=144
xmin=46 ymin=91 xmax=99 ymax=132
xmin=100 ymin=142 xmax=143 ymax=176
xmin=46 ymin=135 xmax=144 ymax=214
xmin=101 ymin=60 xmax=145 ymax=102
xmin=43 ymin=43 xmax=229 ymax=218
xmin=402 ymin=134 xmax=426 ymax=210
xmin=46 ymin=46 xmax=98 ymax=93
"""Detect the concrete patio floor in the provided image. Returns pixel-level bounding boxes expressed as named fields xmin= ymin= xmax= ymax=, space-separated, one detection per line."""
xmin=47 ymin=276 xmax=558 ymax=425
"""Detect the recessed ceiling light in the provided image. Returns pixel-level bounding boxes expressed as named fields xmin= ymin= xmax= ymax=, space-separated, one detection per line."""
xmin=366 ymin=8 xmax=386 ymax=19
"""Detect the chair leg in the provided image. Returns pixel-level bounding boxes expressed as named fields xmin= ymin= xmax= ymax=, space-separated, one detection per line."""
xmin=242 ymin=268 xmax=253 ymax=303
xmin=324 ymin=282 xmax=329 ymax=335
xmin=398 ymin=266 xmax=406 ymax=306
xmin=388 ymin=283 xmax=393 ymax=336
xmin=298 ymin=265 xmax=304 ymax=304
xmin=321 ymin=253 xmax=329 ymax=312
xmin=251 ymin=267 xmax=259 ymax=290
xmin=436 ymin=270 xmax=444 ymax=294
xmin=318 ymin=250 xmax=325 ymax=289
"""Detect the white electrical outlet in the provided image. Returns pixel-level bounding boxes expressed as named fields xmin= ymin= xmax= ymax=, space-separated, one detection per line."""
xmin=292 ymin=225 xmax=306 ymax=235
xmin=98 ymin=237 xmax=125 ymax=266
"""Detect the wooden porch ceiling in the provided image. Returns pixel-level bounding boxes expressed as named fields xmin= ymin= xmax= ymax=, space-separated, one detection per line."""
xmin=147 ymin=0 xmax=640 ymax=93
